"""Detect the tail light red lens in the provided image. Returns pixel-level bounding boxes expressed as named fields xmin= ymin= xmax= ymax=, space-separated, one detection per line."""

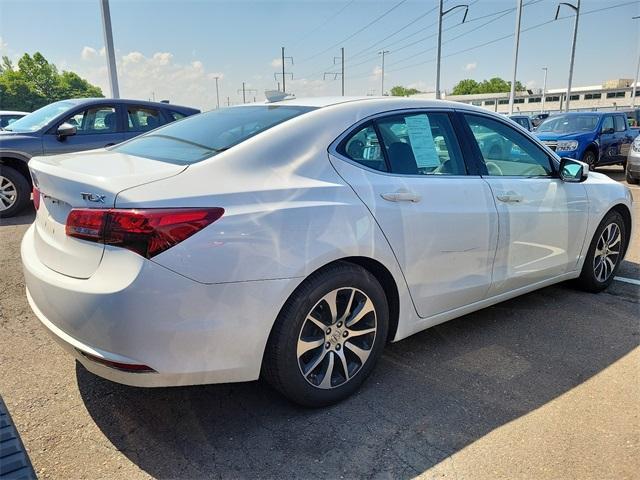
xmin=66 ymin=207 xmax=224 ymax=258
xmin=32 ymin=186 xmax=41 ymax=210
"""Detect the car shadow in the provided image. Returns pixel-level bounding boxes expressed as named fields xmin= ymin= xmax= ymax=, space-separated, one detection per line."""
xmin=76 ymin=280 xmax=639 ymax=479
xmin=0 ymin=205 xmax=35 ymax=226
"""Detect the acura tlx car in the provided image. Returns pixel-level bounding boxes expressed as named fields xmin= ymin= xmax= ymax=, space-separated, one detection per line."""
xmin=21 ymin=97 xmax=632 ymax=406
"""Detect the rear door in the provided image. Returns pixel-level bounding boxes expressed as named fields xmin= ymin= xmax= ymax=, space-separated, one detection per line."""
xmin=614 ymin=114 xmax=633 ymax=160
xmin=461 ymin=112 xmax=589 ymax=296
xmin=329 ymin=110 xmax=498 ymax=319
xmin=42 ymin=104 xmax=124 ymax=155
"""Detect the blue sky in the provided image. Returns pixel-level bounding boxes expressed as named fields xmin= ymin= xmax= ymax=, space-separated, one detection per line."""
xmin=0 ymin=0 xmax=638 ymax=109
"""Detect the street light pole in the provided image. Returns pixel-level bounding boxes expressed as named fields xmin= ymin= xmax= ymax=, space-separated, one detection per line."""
xmin=556 ymin=0 xmax=580 ymax=112
xmin=341 ymin=47 xmax=345 ymax=96
xmin=213 ymin=76 xmax=220 ymax=109
xmin=99 ymin=0 xmax=119 ymax=98
xmin=378 ymin=50 xmax=389 ymax=96
xmin=541 ymin=67 xmax=548 ymax=113
xmin=508 ymin=0 xmax=523 ymax=116
xmin=632 ymin=16 xmax=639 ymax=108
xmin=435 ymin=1 xmax=469 ymax=100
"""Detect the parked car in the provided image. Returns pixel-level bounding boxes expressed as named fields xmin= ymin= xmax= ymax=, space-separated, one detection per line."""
xmin=0 ymin=110 xmax=28 ymax=129
xmin=531 ymin=112 xmax=550 ymax=128
xmin=22 ymin=98 xmax=632 ymax=407
xmin=509 ymin=115 xmax=533 ymax=131
xmin=535 ymin=112 xmax=637 ymax=170
xmin=626 ymin=135 xmax=640 ymax=184
xmin=0 ymin=98 xmax=200 ymax=217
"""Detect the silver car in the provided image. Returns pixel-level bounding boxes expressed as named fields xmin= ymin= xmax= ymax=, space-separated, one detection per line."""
xmin=627 ymin=135 xmax=640 ymax=184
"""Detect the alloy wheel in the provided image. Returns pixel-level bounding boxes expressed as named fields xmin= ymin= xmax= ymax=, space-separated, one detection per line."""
xmin=297 ymin=287 xmax=377 ymax=389
xmin=0 ymin=175 xmax=18 ymax=211
xmin=593 ymin=222 xmax=621 ymax=283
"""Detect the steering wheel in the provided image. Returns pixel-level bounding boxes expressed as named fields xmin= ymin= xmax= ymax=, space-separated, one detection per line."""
xmin=485 ymin=161 xmax=503 ymax=176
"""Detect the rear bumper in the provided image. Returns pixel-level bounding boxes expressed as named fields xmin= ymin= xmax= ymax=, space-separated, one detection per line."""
xmin=21 ymin=224 xmax=298 ymax=387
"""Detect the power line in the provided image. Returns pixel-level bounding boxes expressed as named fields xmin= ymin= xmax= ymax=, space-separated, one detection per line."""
xmin=297 ymin=0 xmax=409 ymax=63
xmin=291 ymin=0 xmax=357 ymax=44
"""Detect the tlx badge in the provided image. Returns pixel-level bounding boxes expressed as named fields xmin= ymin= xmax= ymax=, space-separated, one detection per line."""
xmin=80 ymin=192 xmax=106 ymax=203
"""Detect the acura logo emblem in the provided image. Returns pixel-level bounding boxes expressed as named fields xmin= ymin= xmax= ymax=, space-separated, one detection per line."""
xmin=80 ymin=192 xmax=106 ymax=203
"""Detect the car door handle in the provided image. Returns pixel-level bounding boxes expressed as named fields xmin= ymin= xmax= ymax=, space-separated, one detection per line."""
xmin=496 ymin=192 xmax=524 ymax=203
xmin=380 ymin=190 xmax=422 ymax=202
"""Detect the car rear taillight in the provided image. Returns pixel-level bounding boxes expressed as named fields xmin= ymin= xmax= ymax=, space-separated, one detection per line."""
xmin=66 ymin=208 xmax=224 ymax=258
xmin=32 ymin=186 xmax=41 ymax=210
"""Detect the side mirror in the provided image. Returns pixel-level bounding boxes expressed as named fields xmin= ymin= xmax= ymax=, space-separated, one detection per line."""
xmin=57 ymin=122 xmax=77 ymax=140
xmin=559 ymin=157 xmax=588 ymax=183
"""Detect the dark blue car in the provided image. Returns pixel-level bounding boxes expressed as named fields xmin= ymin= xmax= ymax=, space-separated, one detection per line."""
xmin=0 ymin=98 xmax=199 ymax=217
xmin=535 ymin=112 xmax=636 ymax=170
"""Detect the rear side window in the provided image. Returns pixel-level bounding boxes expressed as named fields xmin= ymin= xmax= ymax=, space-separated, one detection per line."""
xmin=168 ymin=111 xmax=186 ymax=122
xmin=113 ymin=105 xmax=315 ymax=164
xmin=127 ymin=106 xmax=162 ymax=132
xmin=339 ymin=112 xmax=465 ymax=176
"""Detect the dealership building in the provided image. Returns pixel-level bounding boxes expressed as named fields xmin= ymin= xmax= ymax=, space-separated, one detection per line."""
xmin=411 ymin=78 xmax=638 ymax=114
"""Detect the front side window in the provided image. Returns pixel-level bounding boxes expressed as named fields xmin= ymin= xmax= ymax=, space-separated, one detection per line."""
xmin=614 ymin=116 xmax=626 ymax=132
xmin=127 ymin=106 xmax=162 ymax=132
xmin=64 ymin=106 xmax=117 ymax=134
xmin=601 ymin=116 xmax=614 ymax=133
xmin=464 ymin=114 xmax=552 ymax=177
xmin=113 ymin=105 xmax=315 ymax=164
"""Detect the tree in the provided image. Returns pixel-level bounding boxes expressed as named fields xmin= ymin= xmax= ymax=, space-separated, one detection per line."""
xmin=451 ymin=77 xmax=525 ymax=95
xmin=0 ymin=52 xmax=103 ymax=111
xmin=390 ymin=85 xmax=421 ymax=97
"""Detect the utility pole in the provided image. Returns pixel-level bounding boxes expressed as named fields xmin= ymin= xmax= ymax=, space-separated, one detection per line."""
xmin=323 ymin=48 xmax=345 ymax=96
xmin=378 ymin=50 xmax=389 ymax=96
xmin=213 ymin=76 xmax=220 ymax=109
xmin=508 ymin=0 xmax=523 ymax=115
xmin=435 ymin=0 xmax=469 ymax=100
xmin=541 ymin=67 xmax=548 ymax=113
xmin=99 ymin=0 xmax=119 ymax=98
xmin=276 ymin=47 xmax=294 ymax=92
xmin=632 ymin=16 xmax=639 ymax=108
xmin=237 ymin=82 xmax=257 ymax=104
xmin=556 ymin=0 xmax=580 ymax=112
xmin=227 ymin=96 xmax=230 ymax=107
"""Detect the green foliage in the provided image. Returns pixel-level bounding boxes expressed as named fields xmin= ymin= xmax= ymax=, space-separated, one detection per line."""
xmin=0 ymin=52 xmax=103 ymax=111
xmin=390 ymin=85 xmax=421 ymax=97
xmin=452 ymin=77 xmax=525 ymax=95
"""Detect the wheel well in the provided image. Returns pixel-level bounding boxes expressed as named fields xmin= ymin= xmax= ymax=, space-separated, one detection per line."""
xmin=584 ymin=144 xmax=599 ymax=160
xmin=611 ymin=204 xmax=632 ymax=256
xmin=331 ymin=256 xmax=400 ymax=343
xmin=0 ymin=157 xmax=32 ymax=187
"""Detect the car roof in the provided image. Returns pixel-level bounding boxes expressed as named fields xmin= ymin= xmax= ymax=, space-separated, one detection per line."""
xmin=56 ymin=97 xmax=199 ymax=113
xmin=0 ymin=110 xmax=29 ymax=115
xmin=262 ymin=96 xmax=481 ymax=112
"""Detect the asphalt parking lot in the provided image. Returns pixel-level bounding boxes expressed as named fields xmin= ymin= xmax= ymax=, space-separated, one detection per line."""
xmin=0 ymin=166 xmax=638 ymax=480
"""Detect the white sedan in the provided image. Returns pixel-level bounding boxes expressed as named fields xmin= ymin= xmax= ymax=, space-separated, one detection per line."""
xmin=22 ymin=97 xmax=632 ymax=406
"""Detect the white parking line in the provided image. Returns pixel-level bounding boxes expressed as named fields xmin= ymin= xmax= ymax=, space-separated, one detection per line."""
xmin=613 ymin=276 xmax=640 ymax=286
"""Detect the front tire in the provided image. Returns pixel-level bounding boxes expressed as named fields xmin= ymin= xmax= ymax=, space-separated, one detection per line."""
xmin=262 ymin=262 xmax=389 ymax=407
xmin=0 ymin=166 xmax=30 ymax=218
xmin=577 ymin=210 xmax=627 ymax=293
xmin=626 ymin=167 xmax=639 ymax=185
xmin=581 ymin=149 xmax=597 ymax=171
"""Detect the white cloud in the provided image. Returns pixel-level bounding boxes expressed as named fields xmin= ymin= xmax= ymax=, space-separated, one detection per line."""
xmin=81 ymin=46 xmax=97 ymax=60
xmin=464 ymin=62 xmax=477 ymax=72
xmin=99 ymin=47 xmax=106 ymax=57
xmin=525 ymin=79 xmax=537 ymax=89
xmin=0 ymin=36 xmax=8 ymax=51
xmin=270 ymin=58 xmax=282 ymax=68
xmin=75 ymin=50 xmax=224 ymax=110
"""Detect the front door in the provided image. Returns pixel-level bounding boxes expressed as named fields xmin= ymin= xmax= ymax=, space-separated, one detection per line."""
xmin=329 ymin=110 xmax=498 ymax=319
xmin=42 ymin=104 xmax=124 ymax=155
xmin=461 ymin=113 xmax=589 ymax=296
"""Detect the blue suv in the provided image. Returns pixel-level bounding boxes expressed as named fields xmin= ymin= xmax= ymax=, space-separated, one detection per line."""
xmin=535 ymin=112 xmax=636 ymax=170
xmin=0 ymin=98 xmax=199 ymax=217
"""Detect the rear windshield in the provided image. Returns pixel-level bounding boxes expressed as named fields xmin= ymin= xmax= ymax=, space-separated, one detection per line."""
xmin=113 ymin=105 xmax=316 ymax=164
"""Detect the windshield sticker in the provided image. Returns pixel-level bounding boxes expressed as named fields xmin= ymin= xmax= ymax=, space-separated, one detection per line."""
xmin=405 ymin=114 xmax=440 ymax=168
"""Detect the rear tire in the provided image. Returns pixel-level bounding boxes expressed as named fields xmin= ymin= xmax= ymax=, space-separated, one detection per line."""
xmin=581 ymin=149 xmax=597 ymax=171
xmin=577 ymin=210 xmax=626 ymax=293
xmin=262 ymin=262 xmax=389 ymax=407
xmin=0 ymin=166 xmax=30 ymax=218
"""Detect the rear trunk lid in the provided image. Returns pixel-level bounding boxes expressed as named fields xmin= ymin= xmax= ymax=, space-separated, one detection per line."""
xmin=29 ymin=149 xmax=186 ymax=278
